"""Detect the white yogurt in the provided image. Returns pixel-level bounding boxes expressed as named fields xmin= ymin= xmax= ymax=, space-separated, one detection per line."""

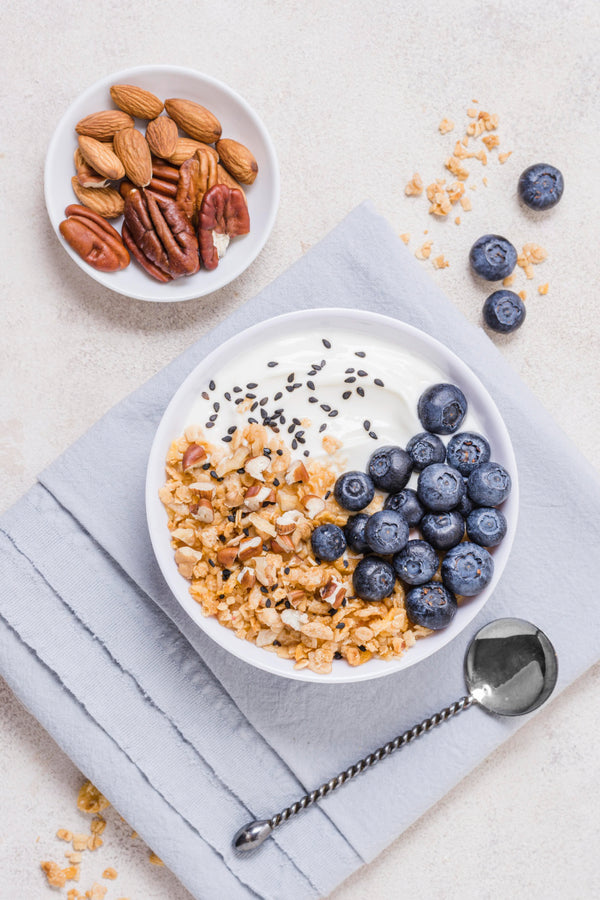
xmin=183 ymin=324 xmax=484 ymax=473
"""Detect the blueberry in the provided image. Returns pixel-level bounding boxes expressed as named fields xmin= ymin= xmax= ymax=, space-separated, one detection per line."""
xmin=384 ymin=488 xmax=424 ymax=527
xmin=392 ymin=540 xmax=439 ymax=586
xmin=417 ymin=463 xmax=466 ymax=512
xmin=364 ymin=509 xmax=409 ymax=555
xmin=466 ymin=506 xmax=507 ymax=547
xmin=310 ymin=524 xmax=346 ymax=562
xmin=441 ymin=541 xmax=494 ymax=596
xmin=483 ymin=290 xmax=526 ymax=334
xmin=344 ymin=514 xmax=371 ymax=554
xmin=334 ymin=470 xmax=375 ymax=511
xmin=367 ymin=445 xmax=412 ymax=492
xmin=406 ymin=431 xmax=446 ymax=470
xmin=469 ymin=234 xmax=517 ymax=281
xmin=446 ymin=431 xmax=491 ymax=475
xmin=518 ymin=163 xmax=564 ymax=210
xmin=421 ymin=510 xmax=465 ymax=550
xmin=456 ymin=487 xmax=475 ymax=518
xmin=405 ymin=582 xmax=457 ymax=630
xmin=467 ymin=461 xmax=511 ymax=507
xmin=418 ymin=383 xmax=468 ymax=435
xmin=353 ymin=556 xmax=396 ymax=601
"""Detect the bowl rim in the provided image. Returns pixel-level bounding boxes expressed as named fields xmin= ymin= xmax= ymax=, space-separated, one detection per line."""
xmin=44 ymin=63 xmax=280 ymax=303
xmin=146 ymin=307 xmax=519 ymax=684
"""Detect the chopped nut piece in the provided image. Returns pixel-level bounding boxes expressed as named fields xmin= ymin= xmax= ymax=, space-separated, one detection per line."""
xmin=190 ymin=498 xmax=214 ymax=523
xmin=285 ymin=460 xmax=309 ymax=484
xmin=499 ymin=151 xmax=512 ymax=164
xmin=415 ymin=240 xmax=433 ymax=260
xmin=404 ymin=172 xmax=423 ymax=196
xmin=538 ymin=282 xmax=549 ymax=295
xmin=182 ymin=443 xmax=207 ymax=471
xmin=438 ymin=118 xmax=454 ymax=134
xmin=238 ymin=535 xmax=262 ymax=562
xmin=302 ymin=495 xmax=326 ymax=519
xmin=188 ymin=479 xmax=216 ymax=499
xmin=245 ymin=456 xmax=269 ymax=481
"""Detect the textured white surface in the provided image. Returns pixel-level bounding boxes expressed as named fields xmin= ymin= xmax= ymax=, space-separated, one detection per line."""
xmin=1 ymin=1 xmax=598 ymax=898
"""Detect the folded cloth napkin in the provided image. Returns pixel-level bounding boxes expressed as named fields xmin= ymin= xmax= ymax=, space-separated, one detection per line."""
xmin=1 ymin=202 xmax=600 ymax=899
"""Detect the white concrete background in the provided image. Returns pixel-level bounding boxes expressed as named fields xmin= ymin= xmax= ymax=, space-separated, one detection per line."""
xmin=1 ymin=1 xmax=599 ymax=898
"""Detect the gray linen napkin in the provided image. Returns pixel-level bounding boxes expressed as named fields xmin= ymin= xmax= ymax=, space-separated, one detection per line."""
xmin=1 ymin=202 xmax=599 ymax=899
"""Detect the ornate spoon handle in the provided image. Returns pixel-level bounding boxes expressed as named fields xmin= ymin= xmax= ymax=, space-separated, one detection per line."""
xmin=233 ymin=694 xmax=474 ymax=852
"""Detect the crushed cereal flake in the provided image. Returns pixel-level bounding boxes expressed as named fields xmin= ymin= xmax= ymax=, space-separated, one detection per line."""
xmin=459 ymin=195 xmax=472 ymax=211
xmin=538 ymin=282 xmax=549 ymax=295
xmin=499 ymin=151 xmax=512 ymax=164
xmin=518 ymin=290 xmax=527 ymax=301
xmin=404 ymin=172 xmax=424 ymax=196
xmin=445 ymin=156 xmax=469 ymax=180
xmin=467 ymin=108 xmax=478 ymax=118
xmin=438 ymin=118 xmax=454 ymax=134
xmin=77 ymin=781 xmax=109 ymax=815
xmin=41 ymin=861 xmax=78 ymax=888
xmin=503 ymin=274 xmax=516 ymax=287
xmin=482 ymin=134 xmax=500 ymax=151
xmin=149 ymin=851 xmax=165 ymax=866
xmin=399 ymin=232 xmax=410 ymax=244
xmin=432 ymin=255 xmax=450 ymax=269
xmin=102 ymin=868 xmax=118 ymax=880
xmin=57 ymin=828 xmax=73 ymax=842
xmin=86 ymin=885 xmax=107 ymax=900
xmin=415 ymin=240 xmax=433 ymax=260
xmin=454 ymin=216 xmax=461 ymax=225
xmin=72 ymin=833 xmax=90 ymax=851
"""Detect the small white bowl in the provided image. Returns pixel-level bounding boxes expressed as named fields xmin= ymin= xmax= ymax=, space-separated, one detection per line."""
xmin=44 ymin=65 xmax=279 ymax=302
xmin=146 ymin=309 xmax=519 ymax=683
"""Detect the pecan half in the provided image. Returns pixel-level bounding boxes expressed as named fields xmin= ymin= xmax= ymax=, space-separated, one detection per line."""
xmin=123 ymin=187 xmax=200 ymax=279
xmin=59 ymin=204 xmax=130 ymax=272
xmin=175 ymin=148 xmax=218 ymax=225
xmin=197 ymin=184 xmax=250 ymax=270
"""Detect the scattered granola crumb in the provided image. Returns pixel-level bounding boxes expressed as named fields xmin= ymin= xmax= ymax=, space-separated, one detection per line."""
xmin=149 ymin=851 xmax=165 ymax=866
xmin=57 ymin=829 xmax=73 ymax=842
xmin=447 ymin=181 xmax=465 ymax=204
xmin=399 ymin=232 xmax=410 ymax=244
xmin=482 ymin=176 xmax=488 ymax=186
xmin=438 ymin=118 xmax=454 ymax=134
xmin=322 ymin=435 xmax=342 ymax=454
xmin=404 ymin=172 xmax=424 ymax=196
xmin=432 ymin=254 xmax=450 ymax=269
xmin=415 ymin=240 xmax=433 ymax=260
xmin=503 ymin=274 xmax=516 ymax=287
xmin=467 ymin=108 xmax=478 ymax=118
xmin=86 ymin=884 xmax=107 ymax=900
xmin=518 ymin=290 xmax=527 ymax=301
xmin=87 ymin=834 xmax=104 ymax=851
xmin=65 ymin=852 xmax=83 ymax=864
xmin=482 ymin=134 xmax=500 ymax=151
xmin=518 ymin=243 xmax=547 ymax=279
xmin=90 ymin=816 xmax=106 ymax=835
xmin=454 ymin=216 xmax=461 ymax=225
xmin=102 ymin=868 xmax=118 ymax=880
xmin=72 ymin=833 xmax=90 ymax=852
xmin=499 ymin=151 xmax=512 ymax=164
xmin=427 ymin=182 xmax=451 ymax=216
xmin=130 ymin=831 xmax=138 ymax=839
xmin=77 ymin=781 xmax=110 ymax=815
xmin=445 ymin=156 xmax=470 ymax=179
xmin=478 ymin=110 xmax=499 ymax=130
xmin=41 ymin=860 xmax=79 ymax=888
xmin=538 ymin=282 xmax=549 ymax=295
xmin=460 ymin=195 xmax=472 ymax=211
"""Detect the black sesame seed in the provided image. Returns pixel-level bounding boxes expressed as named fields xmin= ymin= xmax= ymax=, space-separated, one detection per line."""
xmin=228 ymin=426 xmax=237 ymax=434
xmin=284 ymin=599 xmax=291 ymax=609
xmin=328 ymin=608 xmax=337 ymax=616
xmin=202 ymin=462 xmax=211 ymax=470
xmin=292 ymin=439 xmax=298 ymax=450
xmin=320 ymin=359 xmax=326 ymax=367
xmin=208 ymin=559 xmax=215 ymax=567
xmin=209 ymin=380 xmax=216 ymax=391
xmin=312 ymin=362 xmax=321 ymax=371
xmin=293 ymin=417 xmax=301 ymax=426
xmin=260 ymin=409 xmax=268 ymax=419
xmin=213 ymin=402 xmax=220 ymax=412
xmin=321 ymin=404 xmax=331 ymax=412
xmin=342 ymin=598 xmax=348 ymax=606
xmin=248 ymin=417 xmax=258 ymax=424
xmin=324 ymin=490 xmax=331 ymax=499
xmin=274 ymin=408 xmax=284 ymax=415
xmin=363 ymin=420 xmax=371 ymax=430
xmin=222 ymin=435 xmax=232 ymax=443
xmin=344 ymin=377 xmax=356 ymax=384
xmin=288 ymin=424 xmax=295 ymax=434
xmin=345 ymin=368 xmax=355 ymax=374
xmin=271 ymin=584 xmax=278 ymax=591
xmin=247 ymin=382 xmax=258 ymax=389
xmin=277 ymin=449 xmax=284 ymax=456
xmin=328 ymin=410 xmax=339 ymax=418
xmin=266 ymin=599 xmax=272 ymax=607
xmin=273 ymin=640 xmax=281 ymax=646
xmin=358 ymin=644 xmax=366 ymax=652
xmin=267 ymin=361 xmax=279 ymax=368
xmin=201 ymin=391 xmax=209 ymax=400
xmin=343 ymin=559 xmax=349 ymax=567
xmin=234 ymin=398 xmax=244 ymax=405
xmin=250 ymin=402 xmax=258 ymax=412
xmin=222 ymin=569 xmax=231 ymax=580
xmin=263 ymin=543 xmax=269 ymax=551
xmin=243 ymin=527 xmax=250 ymax=536
xmin=293 ymin=382 xmax=301 ymax=389
xmin=205 ymin=421 xmax=215 ymax=428
xmin=297 ymin=437 xmax=305 ymax=444
xmin=308 ymin=397 xmax=318 ymax=404
xmin=356 ymin=370 xmax=367 ymax=377
xmin=227 ymin=514 xmax=235 ymax=522
xmin=237 ymin=468 xmax=245 ymax=474
xmin=260 ymin=397 xmax=268 ymax=406
xmin=284 ymin=566 xmax=290 ymax=575
xmin=209 ymin=414 xmax=218 ymax=421
xmin=357 ymin=387 xmax=365 ymax=397
xmin=233 ymin=386 xmax=242 ymax=393
xmin=218 ymin=593 xmax=225 ymax=600
xmin=336 ymin=622 xmax=345 ymax=629
xmin=273 ymin=478 xmax=280 ymax=486
xmin=224 ymin=392 xmax=231 ymax=401
xmin=374 ymin=378 xmax=384 ymax=387
xmin=287 ymin=372 xmax=295 ymax=383
xmin=303 ymin=449 xmax=310 ymax=457
xmin=334 ymin=651 xmax=343 ymax=660
xmin=285 ymin=385 xmax=294 ymax=393
xmin=319 ymin=423 xmax=327 ymax=432
xmin=279 ymin=415 xmax=286 ymax=424
xmin=355 ymin=351 xmax=366 ymax=357
xmin=260 ymin=586 xmax=269 ymax=594
xmin=322 ymin=339 xmax=331 ymax=349
xmin=342 ymin=391 xmax=351 ymax=400
xmin=307 ymin=381 xmax=315 ymax=391
xmin=274 ymin=392 xmax=283 ymax=401
xmin=369 ymin=431 xmax=378 ymax=439
xmin=263 ymin=448 xmax=272 ymax=456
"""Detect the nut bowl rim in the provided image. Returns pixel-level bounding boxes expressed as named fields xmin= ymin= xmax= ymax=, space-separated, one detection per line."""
xmin=146 ymin=308 xmax=519 ymax=683
xmin=44 ymin=64 xmax=280 ymax=302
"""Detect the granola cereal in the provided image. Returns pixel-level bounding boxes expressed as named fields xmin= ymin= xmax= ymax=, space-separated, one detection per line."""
xmin=160 ymin=423 xmax=430 ymax=675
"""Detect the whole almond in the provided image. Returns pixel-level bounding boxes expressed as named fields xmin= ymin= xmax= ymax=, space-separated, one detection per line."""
xmin=164 ymin=98 xmax=222 ymax=143
xmin=146 ymin=116 xmax=178 ymax=159
xmin=78 ymin=135 xmax=125 ymax=181
xmin=113 ymin=127 xmax=152 ymax=187
xmin=70 ymin=176 xmax=124 ymax=218
xmin=168 ymin=137 xmax=216 ymax=167
xmin=75 ymin=110 xmax=134 ymax=140
xmin=216 ymin=163 xmax=247 ymax=202
xmin=73 ymin=148 xmax=110 ymax=188
xmin=109 ymin=84 xmax=164 ymax=119
xmin=216 ymin=139 xmax=258 ymax=185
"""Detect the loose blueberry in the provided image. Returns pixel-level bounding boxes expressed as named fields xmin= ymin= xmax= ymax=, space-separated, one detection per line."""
xmin=310 ymin=523 xmax=346 ymax=562
xmin=483 ymin=290 xmax=526 ymax=334
xmin=469 ymin=234 xmax=517 ymax=281
xmin=367 ymin=445 xmax=412 ymax=492
xmin=417 ymin=384 xmax=468 ymax=435
xmin=441 ymin=541 xmax=494 ymax=596
xmin=384 ymin=488 xmax=425 ymax=527
xmin=417 ymin=463 xmax=466 ymax=512
xmin=518 ymin=163 xmax=564 ymax=210
xmin=446 ymin=431 xmax=491 ymax=476
xmin=353 ymin=556 xmax=396 ymax=601
xmin=467 ymin=461 xmax=512 ymax=507
xmin=405 ymin=582 xmax=457 ymax=630
xmin=334 ymin=470 xmax=375 ymax=511
xmin=364 ymin=509 xmax=409 ymax=555
xmin=344 ymin=514 xmax=371 ymax=554
xmin=421 ymin=510 xmax=465 ymax=550
xmin=406 ymin=431 xmax=446 ymax=470
xmin=456 ymin=487 xmax=475 ymax=518
xmin=392 ymin=540 xmax=439 ymax=586
xmin=466 ymin=506 xmax=507 ymax=547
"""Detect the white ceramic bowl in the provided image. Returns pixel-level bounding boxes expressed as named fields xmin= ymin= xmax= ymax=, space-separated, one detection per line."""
xmin=44 ymin=65 xmax=279 ymax=302
xmin=146 ymin=309 xmax=519 ymax=683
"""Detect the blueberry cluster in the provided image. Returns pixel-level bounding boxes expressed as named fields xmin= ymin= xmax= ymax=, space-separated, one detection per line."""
xmin=310 ymin=383 xmax=512 ymax=632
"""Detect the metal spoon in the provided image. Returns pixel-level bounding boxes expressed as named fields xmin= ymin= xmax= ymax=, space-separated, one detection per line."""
xmin=233 ymin=617 xmax=558 ymax=853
